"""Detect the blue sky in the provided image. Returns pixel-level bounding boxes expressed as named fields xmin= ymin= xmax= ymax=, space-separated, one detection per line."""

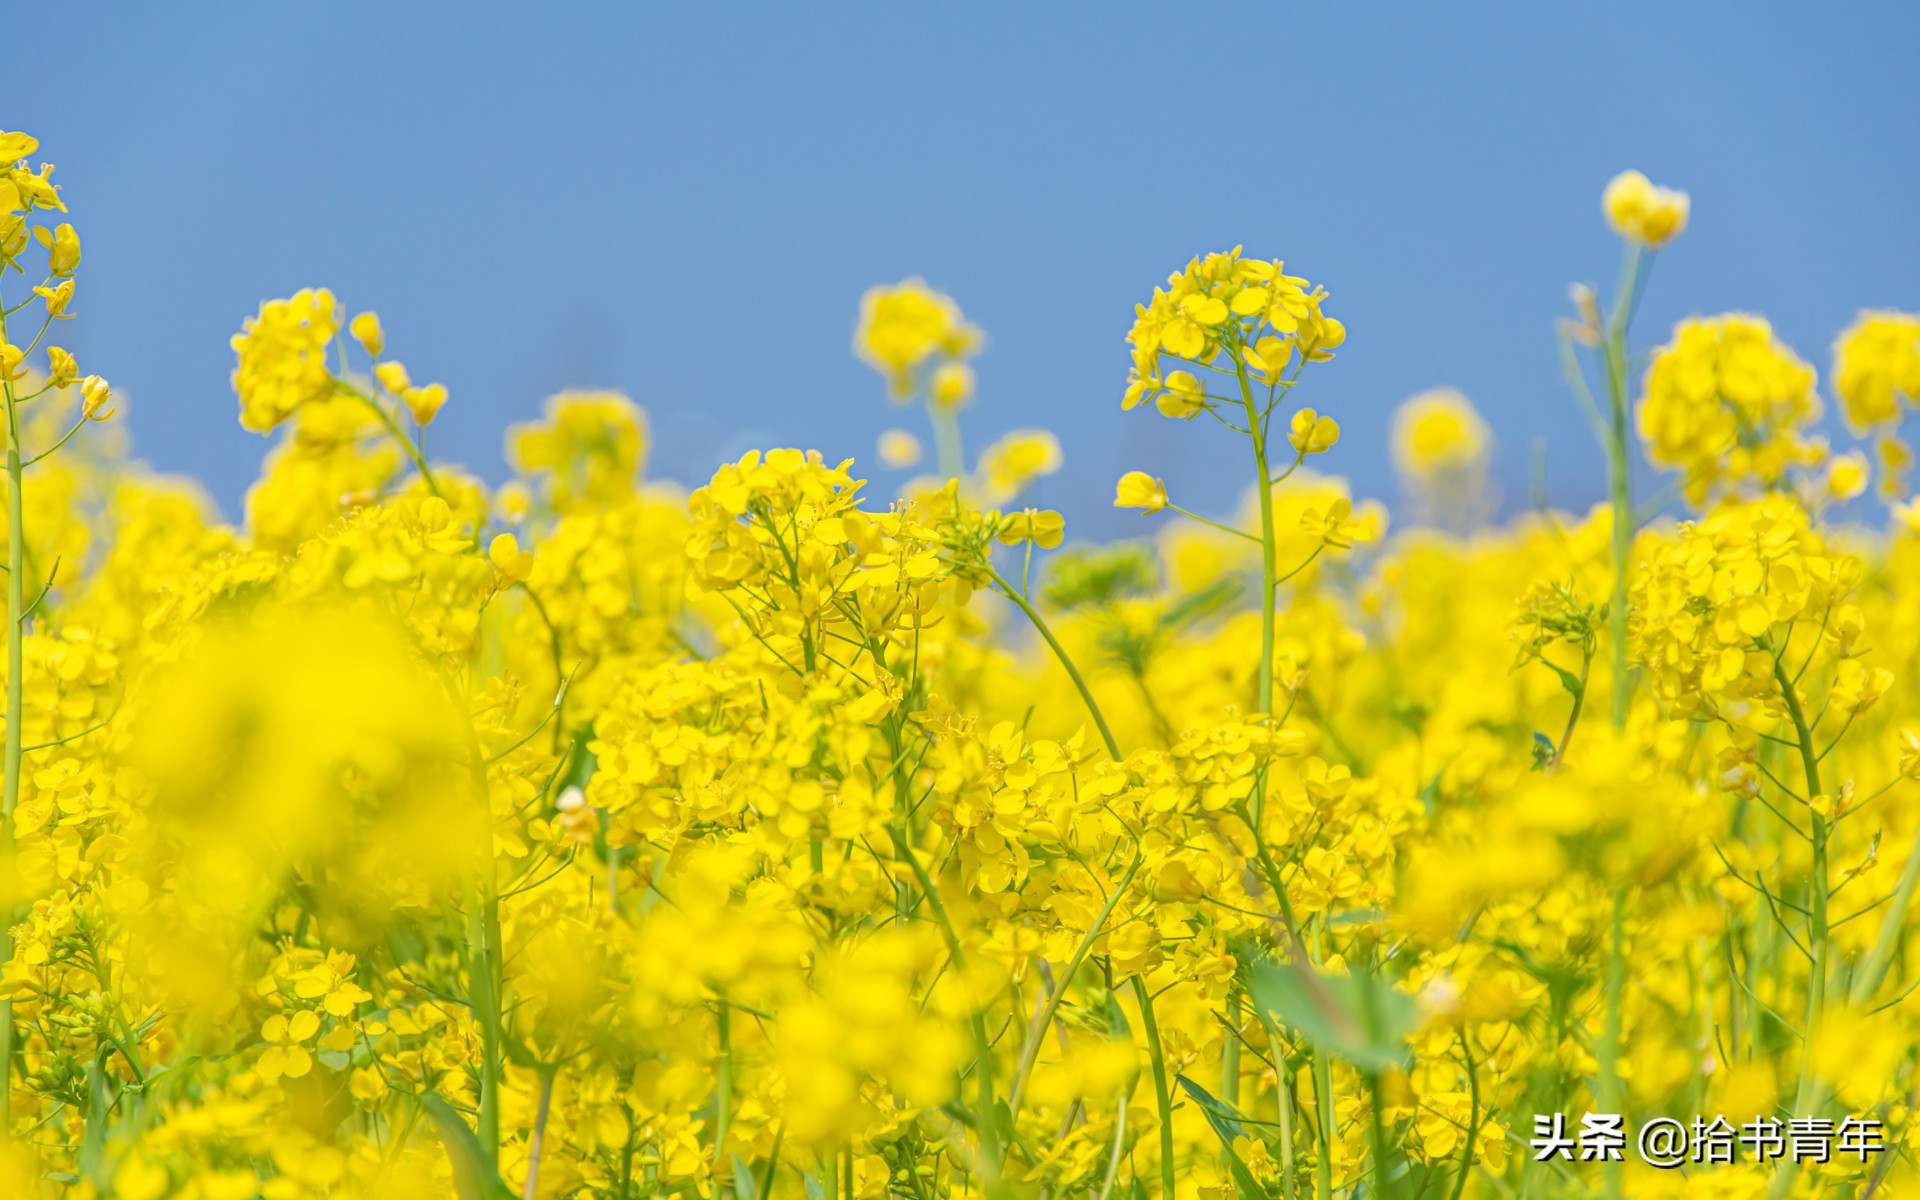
xmin=13 ymin=3 xmax=1919 ymax=538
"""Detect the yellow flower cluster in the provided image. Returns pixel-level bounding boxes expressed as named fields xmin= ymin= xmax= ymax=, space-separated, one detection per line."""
xmin=6 ymin=133 xmax=1920 ymax=1200
xmin=856 ymin=278 xmax=981 ymax=405
xmin=231 ymin=288 xmax=342 ymax=432
xmin=1638 ymin=314 xmax=1826 ymax=503
xmin=1123 ymin=247 xmax=1345 ymax=419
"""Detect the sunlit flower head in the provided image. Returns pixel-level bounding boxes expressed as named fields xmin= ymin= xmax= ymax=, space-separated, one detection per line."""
xmin=1602 ymin=169 xmax=1690 ymax=248
xmin=854 ymin=278 xmax=981 ymax=399
xmin=977 ymin=428 xmax=1061 ymax=502
xmin=1113 ymin=470 xmax=1168 ymax=513
xmin=1832 ymin=310 xmax=1920 ymax=432
xmin=1392 ymin=389 xmax=1489 ymax=478
xmin=1639 ymin=314 xmax=1822 ymax=503
xmin=1123 ymin=247 xmax=1344 ymax=417
xmin=230 ymin=287 xmax=341 ymax=433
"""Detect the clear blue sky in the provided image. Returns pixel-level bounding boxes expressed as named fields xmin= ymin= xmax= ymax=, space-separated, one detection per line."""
xmin=14 ymin=4 xmax=1919 ymax=538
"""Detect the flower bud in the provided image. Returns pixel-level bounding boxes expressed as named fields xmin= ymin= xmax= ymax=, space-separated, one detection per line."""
xmin=930 ymin=361 xmax=974 ymax=410
xmin=349 ymin=312 xmax=384 ymax=357
xmin=80 ymin=375 xmax=114 ymax=422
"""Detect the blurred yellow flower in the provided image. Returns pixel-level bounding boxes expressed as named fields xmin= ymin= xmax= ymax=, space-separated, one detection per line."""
xmin=1602 ymin=168 xmax=1690 ymax=247
xmin=877 ymin=427 xmax=923 ymax=469
xmin=1392 ymin=388 xmax=1488 ymax=478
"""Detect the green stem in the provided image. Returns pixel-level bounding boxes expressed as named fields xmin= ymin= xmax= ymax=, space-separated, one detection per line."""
xmin=1447 ymin=1033 xmax=1480 ymax=1200
xmin=1851 ymin=829 xmax=1920 ymax=1007
xmin=1221 ymin=988 xmax=1241 ymax=1118
xmin=1596 ymin=886 xmax=1627 ymax=1200
xmin=930 ymin=401 xmax=964 ymax=485
xmin=1234 ymin=357 xmax=1279 ymax=829
xmin=714 ymin=1001 xmax=731 ymax=1169
xmin=523 ymin=1066 xmax=556 ymax=1200
xmin=891 ymin=827 xmax=1002 ymax=1172
xmin=0 ymin=297 xmax=23 ymax=1144
xmin=988 ymin=567 xmax=1120 ymax=761
xmin=1602 ymin=245 xmax=1642 ymax=731
xmin=1772 ymin=654 xmax=1828 ymax=1116
xmin=1312 ymin=1048 xmax=1334 ymax=1200
xmin=445 ymin=666 xmax=505 ymax=1174
xmin=1132 ymin=976 xmax=1177 ymax=1200
xmin=1006 ymin=854 xmax=1141 ymax=1119
xmin=340 ymin=380 xmax=443 ymax=497
xmin=1168 ymin=504 xmax=1260 ymax=544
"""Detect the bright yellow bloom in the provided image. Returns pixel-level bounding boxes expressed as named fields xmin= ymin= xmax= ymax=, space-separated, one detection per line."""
xmin=507 ymin=390 xmax=648 ymax=509
xmin=1832 ymin=310 xmax=1920 ymax=431
xmin=978 ymin=428 xmax=1062 ymax=502
xmin=1155 ymin=369 xmax=1206 ymax=420
xmin=1301 ymin=496 xmax=1358 ymax=549
xmin=230 ymin=287 xmax=341 ymax=432
xmin=79 ymin=375 xmax=113 ymax=422
xmin=489 ymin=532 xmax=535 ymax=583
xmin=33 ymin=279 xmax=71 ymax=319
xmin=1825 ymin=451 xmax=1870 ymax=501
xmin=45 ymin=345 xmax=76 ymax=387
xmin=403 ymin=381 xmax=447 ymax=425
xmin=1602 ymin=169 xmax=1690 ymax=248
xmin=1124 ymin=247 xmax=1340 ymax=413
xmin=1638 ymin=314 xmax=1821 ymax=503
xmin=1392 ymin=389 xmax=1488 ymax=477
xmin=930 ymin=360 xmax=974 ymax=410
xmin=0 ymin=131 xmax=39 ymax=164
xmin=33 ymin=222 xmax=79 ymax=276
xmin=1113 ymin=470 xmax=1168 ymax=513
xmin=375 ymin=360 xmax=411 ymax=393
xmin=1289 ymin=407 xmax=1341 ymax=455
xmin=256 ymin=1009 xmax=321 ymax=1080
xmin=854 ymin=278 xmax=980 ymax=398
xmin=996 ymin=508 xmax=1065 ymax=549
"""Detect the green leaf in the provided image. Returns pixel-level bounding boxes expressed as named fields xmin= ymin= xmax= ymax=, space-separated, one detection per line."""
xmin=1247 ymin=958 xmax=1416 ymax=1074
xmin=1174 ymin=1074 xmax=1247 ymax=1143
xmin=79 ymin=1047 xmax=112 ymax=1191
xmin=419 ymin=1093 xmax=512 ymax=1200
xmin=1545 ymin=660 xmax=1584 ymax=700
xmin=733 ymin=1153 xmax=761 ymax=1200
xmin=501 ymin=1030 xmax=540 ymax=1071
xmin=1174 ymin=1076 xmax=1267 ymax=1200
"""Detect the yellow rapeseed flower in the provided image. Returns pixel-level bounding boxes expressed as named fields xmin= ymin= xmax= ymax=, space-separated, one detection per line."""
xmin=1602 ymin=168 xmax=1690 ymax=247
xmin=1392 ymin=389 xmax=1488 ymax=478
xmin=230 ymin=287 xmax=341 ymax=433
xmin=1113 ymin=470 xmax=1168 ymax=513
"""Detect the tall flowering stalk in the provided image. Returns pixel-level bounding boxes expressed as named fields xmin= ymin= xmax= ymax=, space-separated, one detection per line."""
xmin=1557 ymin=166 xmax=1688 ymax=1200
xmin=0 ymin=131 xmax=114 ymax=1143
